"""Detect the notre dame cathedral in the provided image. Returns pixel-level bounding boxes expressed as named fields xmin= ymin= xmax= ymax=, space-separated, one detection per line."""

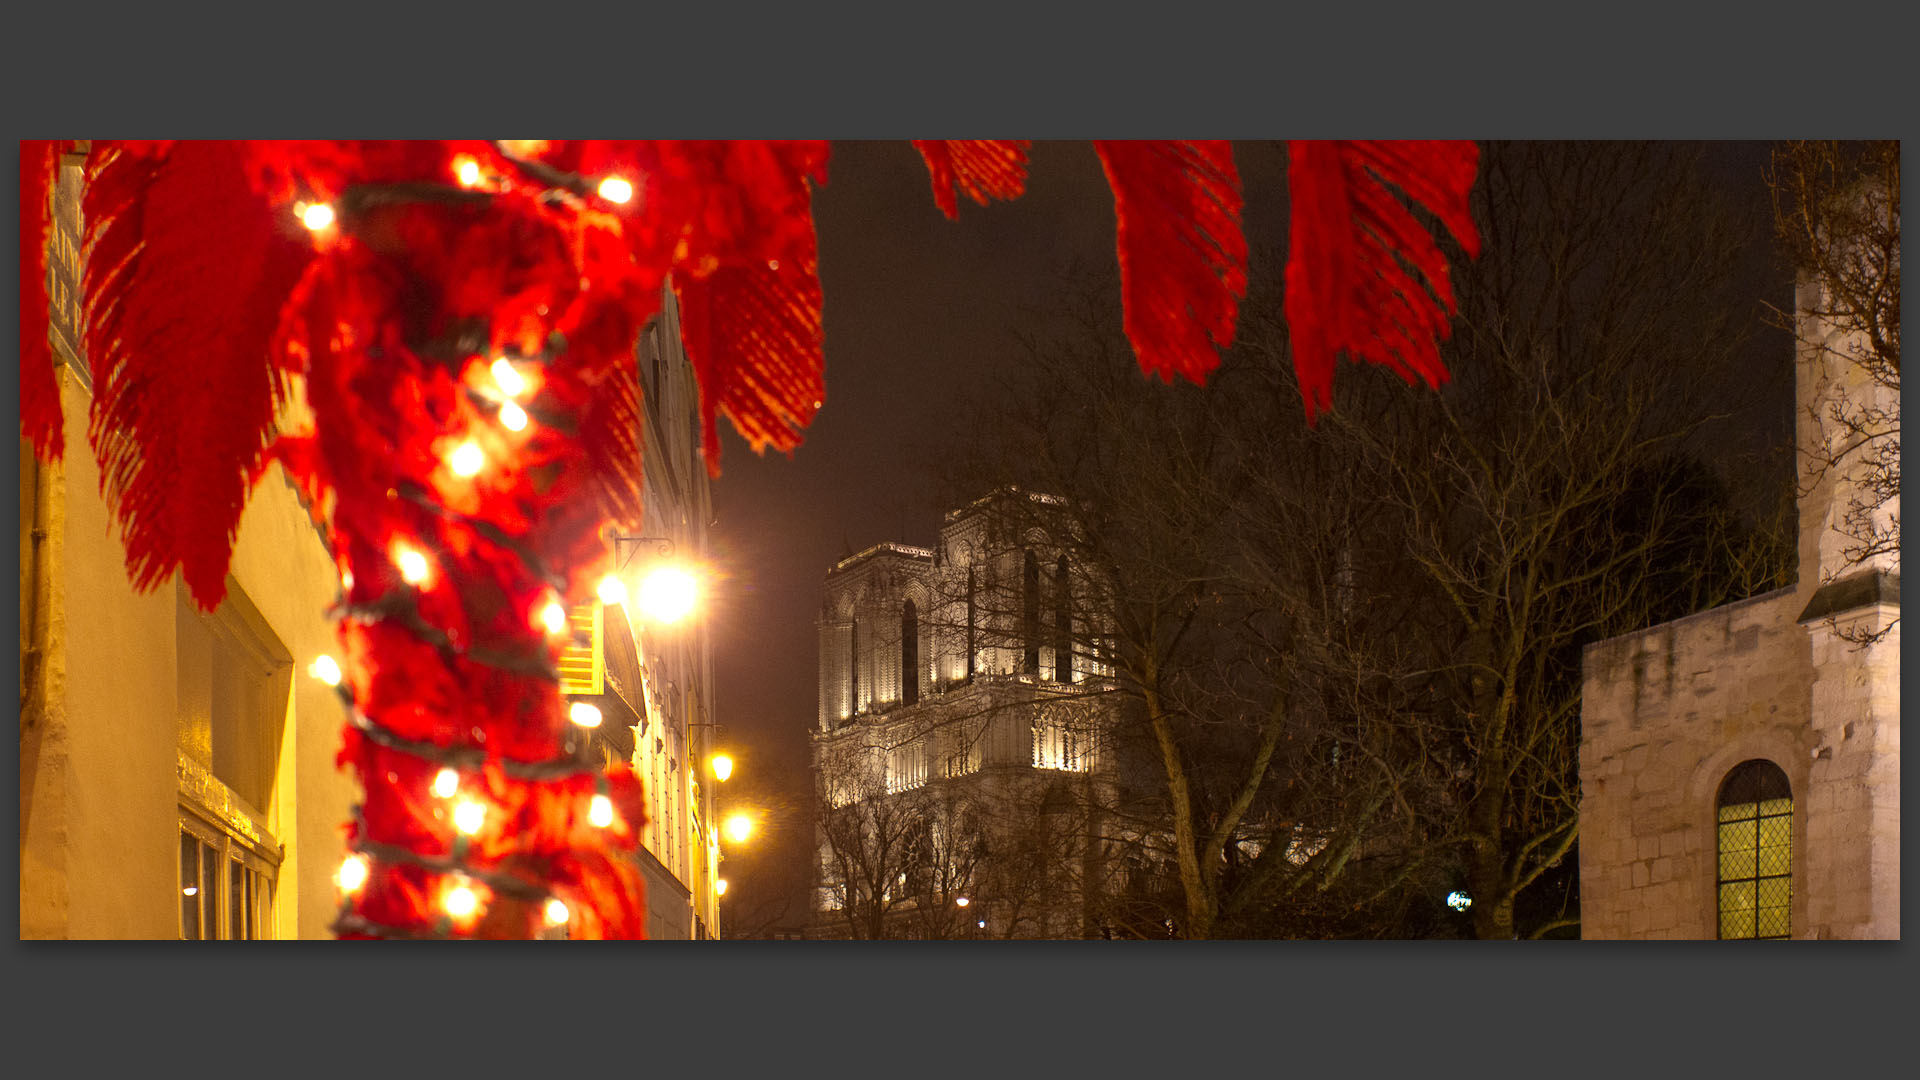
xmin=808 ymin=489 xmax=1143 ymax=939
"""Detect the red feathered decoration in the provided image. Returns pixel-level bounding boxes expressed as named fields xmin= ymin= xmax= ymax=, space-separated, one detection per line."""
xmin=673 ymin=227 xmax=826 ymax=476
xmin=1284 ymin=140 xmax=1481 ymax=419
xmin=913 ymin=140 xmax=1032 ymax=219
xmin=18 ymin=139 xmax=1482 ymax=944
xmin=20 ymin=139 xmax=66 ymax=461
xmin=80 ymin=140 xmax=315 ymax=610
xmin=1093 ymin=141 xmax=1250 ymax=385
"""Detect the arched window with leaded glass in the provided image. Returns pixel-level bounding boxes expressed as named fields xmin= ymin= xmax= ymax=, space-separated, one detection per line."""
xmin=1717 ymin=759 xmax=1792 ymax=940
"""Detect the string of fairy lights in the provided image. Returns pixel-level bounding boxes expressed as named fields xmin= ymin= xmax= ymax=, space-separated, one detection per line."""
xmin=295 ymin=143 xmax=653 ymax=938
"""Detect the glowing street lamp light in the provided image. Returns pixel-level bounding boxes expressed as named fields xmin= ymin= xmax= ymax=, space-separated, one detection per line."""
xmin=724 ymin=814 xmax=754 ymax=845
xmin=1446 ymin=890 xmax=1473 ymax=912
xmin=710 ymin=753 xmax=734 ymax=782
xmin=638 ymin=565 xmax=699 ymax=624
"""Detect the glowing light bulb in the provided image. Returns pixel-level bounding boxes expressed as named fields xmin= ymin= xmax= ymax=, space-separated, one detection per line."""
xmin=499 ymin=401 xmax=528 ymax=431
xmin=597 ymin=177 xmax=634 ymax=204
xmin=715 ymin=879 xmax=728 ymax=897
xmin=596 ymin=575 xmax=628 ymax=607
xmin=544 ymin=898 xmax=570 ymax=926
xmin=449 ymin=441 xmax=485 ymax=477
xmin=541 ymin=602 xmax=568 ymax=635
xmin=433 ymin=768 xmax=459 ymax=799
xmin=453 ymin=799 xmax=486 ymax=835
xmin=308 ymin=654 xmax=343 ymax=687
xmin=490 ymin=358 xmax=527 ymax=398
xmin=570 ymin=702 xmax=603 ymax=729
xmin=710 ymin=754 xmax=734 ymax=782
xmin=338 ymin=855 xmax=368 ymax=893
xmin=395 ymin=545 xmax=430 ymax=585
xmin=955 ymin=896 xmax=970 ymax=908
xmin=454 ymin=156 xmax=482 ymax=187
xmin=444 ymin=883 xmax=479 ymax=919
xmin=638 ymin=566 xmax=698 ymax=624
xmin=589 ymin=794 xmax=614 ymax=828
xmin=724 ymin=814 xmax=753 ymax=845
xmin=300 ymin=202 xmax=335 ymax=231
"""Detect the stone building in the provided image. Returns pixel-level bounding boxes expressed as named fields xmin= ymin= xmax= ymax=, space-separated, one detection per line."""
xmin=1578 ymin=262 xmax=1900 ymax=939
xmin=809 ymin=491 xmax=1128 ymax=938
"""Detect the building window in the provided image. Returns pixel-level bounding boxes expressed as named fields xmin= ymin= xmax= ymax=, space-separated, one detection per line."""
xmin=1023 ymin=550 xmax=1040 ymax=676
xmin=179 ymin=809 xmax=278 ymax=940
xmin=1033 ymin=716 xmax=1087 ymax=773
xmin=1717 ymin=759 xmax=1792 ymax=940
xmin=901 ymin=599 xmax=920 ymax=706
xmin=965 ymin=567 xmax=977 ymax=681
xmin=888 ymin=739 xmax=930 ymax=794
xmin=1053 ymin=555 xmax=1072 ymax=683
xmin=849 ymin=616 xmax=860 ymax=714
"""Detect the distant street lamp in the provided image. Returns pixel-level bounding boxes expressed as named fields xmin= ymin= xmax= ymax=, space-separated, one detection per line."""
xmin=710 ymin=753 xmax=734 ymax=782
xmin=1446 ymin=890 xmax=1473 ymax=912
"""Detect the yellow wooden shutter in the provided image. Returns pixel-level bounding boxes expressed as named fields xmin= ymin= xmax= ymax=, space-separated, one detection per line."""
xmin=557 ymin=601 xmax=604 ymax=695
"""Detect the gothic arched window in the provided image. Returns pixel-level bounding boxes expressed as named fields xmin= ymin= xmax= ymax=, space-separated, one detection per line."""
xmin=1023 ymin=549 xmax=1040 ymax=676
xmin=965 ymin=567 xmax=977 ymax=682
xmin=1717 ymin=759 xmax=1792 ymax=940
xmin=1053 ymin=554 xmax=1072 ymax=683
xmin=849 ymin=616 xmax=860 ymax=714
xmin=901 ymin=599 xmax=919 ymax=706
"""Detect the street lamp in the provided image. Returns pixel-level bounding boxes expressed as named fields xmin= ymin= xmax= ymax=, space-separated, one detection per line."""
xmin=637 ymin=565 xmax=699 ymax=624
xmin=606 ymin=534 xmax=700 ymax=624
xmin=724 ymin=813 xmax=754 ymax=845
xmin=710 ymin=753 xmax=734 ymax=782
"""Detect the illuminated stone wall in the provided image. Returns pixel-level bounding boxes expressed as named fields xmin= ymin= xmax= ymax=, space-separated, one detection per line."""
xmin=1579 ymin=273 xmax=1900 ymax=940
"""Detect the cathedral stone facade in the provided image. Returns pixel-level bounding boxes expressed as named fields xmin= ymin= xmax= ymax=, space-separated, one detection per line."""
xmin=1578 ymin=269 xmax=1900 ymax=940
xmin=810 ymin=491 xmax=1128 ymax=938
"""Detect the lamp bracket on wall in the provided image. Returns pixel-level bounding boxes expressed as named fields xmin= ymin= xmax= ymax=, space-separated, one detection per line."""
xmin=613 ymin=534 xmax=676 ymax=570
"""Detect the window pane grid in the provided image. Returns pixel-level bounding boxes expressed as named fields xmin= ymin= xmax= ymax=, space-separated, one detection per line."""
xmin=180 ymin=808 xmax=278 ymax=940
xmin=1716 ymin=760 xmax=1792 ymax=941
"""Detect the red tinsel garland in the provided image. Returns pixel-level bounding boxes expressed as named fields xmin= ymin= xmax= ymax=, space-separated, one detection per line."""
xmin=17 ymin=138 xmax=1480 ymax=940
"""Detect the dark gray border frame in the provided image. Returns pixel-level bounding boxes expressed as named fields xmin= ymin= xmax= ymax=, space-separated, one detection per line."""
xmin=5 ymin=2 xmax=1911 ymax=1075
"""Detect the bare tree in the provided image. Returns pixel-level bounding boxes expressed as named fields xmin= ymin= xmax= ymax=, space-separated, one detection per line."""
xmin=1766 ymin=140 xmax=1899 ymax=642
xmin=1308 ymin=142 xmax=1792 ymax=939
xmin=939 ymin=286 xmax=1444 ymax=940
xmin=942 ymin=142 xmax=1793 ymax=940
xmin=813 ymin=761 xmax=1079 ymax=938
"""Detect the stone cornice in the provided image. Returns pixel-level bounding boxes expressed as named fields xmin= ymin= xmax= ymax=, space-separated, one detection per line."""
xmin=1796 ymin=569 xmax=1900 ymax=624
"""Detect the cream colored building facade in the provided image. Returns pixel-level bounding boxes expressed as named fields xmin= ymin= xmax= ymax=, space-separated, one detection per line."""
xmin=1578 ymin=272 xmax=1900 ymax=940
xmin=20 ymin=156 xmax=353 ymax=939
xmin=568 ymin=290 xmax=725 ymax=940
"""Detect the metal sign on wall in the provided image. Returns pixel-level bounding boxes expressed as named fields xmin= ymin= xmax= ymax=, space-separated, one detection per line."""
xmin=48 ymin=158 xmax=89 ymax=384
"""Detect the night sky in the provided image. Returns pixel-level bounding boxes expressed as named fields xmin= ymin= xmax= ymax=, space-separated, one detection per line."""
xmin=700 ymin=140 xmax=1788 ymax=932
